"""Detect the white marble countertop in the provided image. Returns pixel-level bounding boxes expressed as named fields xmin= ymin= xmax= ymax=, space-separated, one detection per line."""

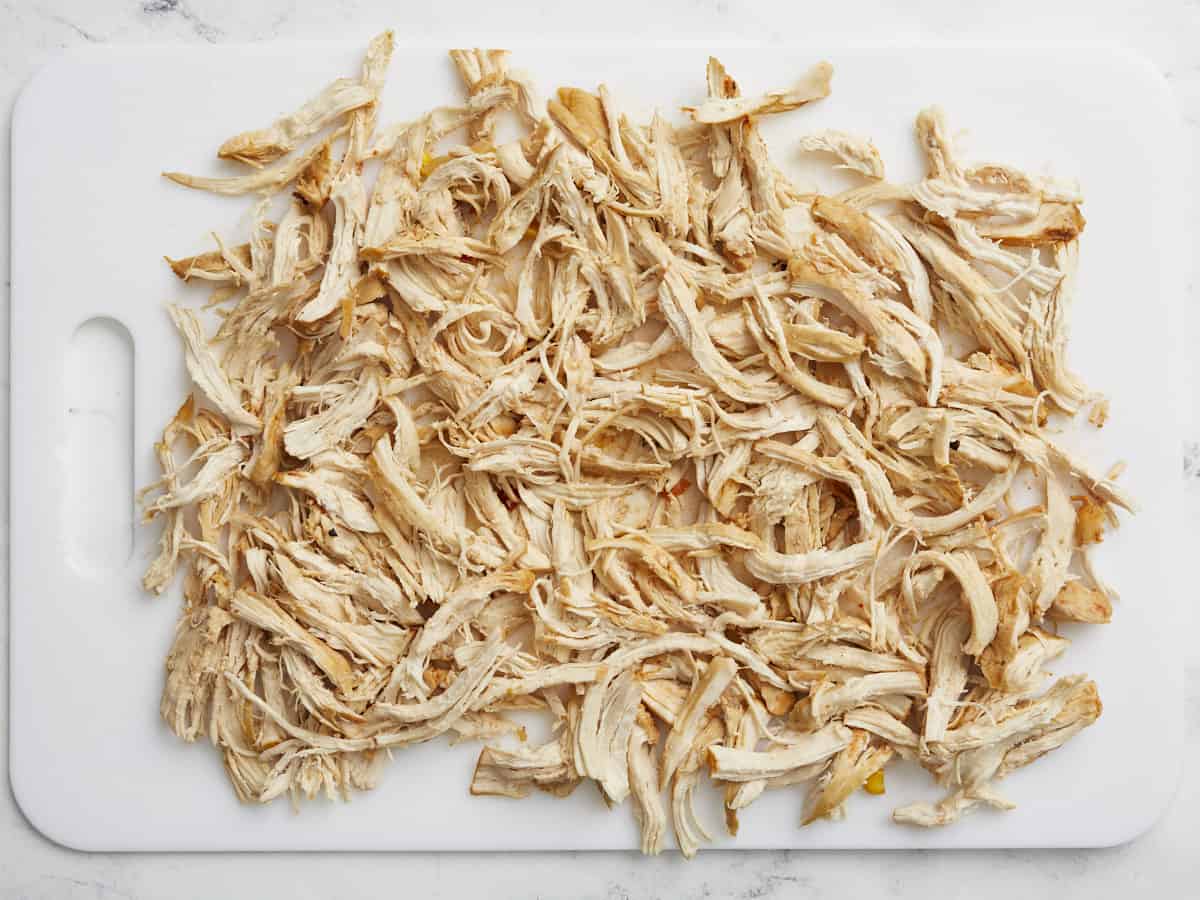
xmin=2 ymin=1 xmax=1197 ymax=896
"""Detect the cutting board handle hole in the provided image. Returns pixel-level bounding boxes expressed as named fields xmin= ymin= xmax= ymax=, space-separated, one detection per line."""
xmin=65 ymin=317 xmax=134 ymax=575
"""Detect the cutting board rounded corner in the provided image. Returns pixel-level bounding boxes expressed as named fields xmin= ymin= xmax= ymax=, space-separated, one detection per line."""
xmin=9 ymin=753 xmax=96 ymax=853
xmin=1098 ymin=741 xmax=1184 ymax=849
xmin=1097 ymin=43 xmax=1187 ymax=133
xmin=11 ymin=48 xmax=95 ymax=141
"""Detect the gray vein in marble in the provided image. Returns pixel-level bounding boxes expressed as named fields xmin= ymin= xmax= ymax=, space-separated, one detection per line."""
xmin=141 ymin=0 xmax=224 ymax=43
xmin=45 ymin=12 xmax=101 ymax=43
xmin=1183 ymin=441 xmax=1200 ymax=477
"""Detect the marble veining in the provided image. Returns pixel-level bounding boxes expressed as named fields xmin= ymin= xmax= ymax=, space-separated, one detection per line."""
xmin=136 ymin=0 xmax=223 ymax=42
xmin=1183 ymin=440 xmax=1200 ymax=478
xmin=1 ymin=1 xmax=1197 ymax=897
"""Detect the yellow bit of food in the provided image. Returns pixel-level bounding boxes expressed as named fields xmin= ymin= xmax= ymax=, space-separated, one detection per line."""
xmin=420 ymin=152 xmax=442 ymax=180
xmin=864 ymin=770 xmax=886 ymax=795
xmin=145 ymin=34 xmax=1128 ymax=857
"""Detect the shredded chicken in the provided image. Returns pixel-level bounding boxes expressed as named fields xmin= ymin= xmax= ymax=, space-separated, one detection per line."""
xmin=143 ymin=34 xmax=1129 ymax=852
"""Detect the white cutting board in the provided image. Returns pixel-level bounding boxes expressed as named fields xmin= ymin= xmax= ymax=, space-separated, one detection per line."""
xmin=9 ymin=41 xmax=1186 ymax=852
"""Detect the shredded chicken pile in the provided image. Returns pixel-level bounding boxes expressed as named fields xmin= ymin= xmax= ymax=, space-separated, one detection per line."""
xmin=143 ymin=33 xmax=1131 ymax=854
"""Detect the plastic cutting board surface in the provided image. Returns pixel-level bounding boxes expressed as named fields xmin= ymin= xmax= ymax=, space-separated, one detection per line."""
xmin=9 ymin=41 xmax=1186 ymax=850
